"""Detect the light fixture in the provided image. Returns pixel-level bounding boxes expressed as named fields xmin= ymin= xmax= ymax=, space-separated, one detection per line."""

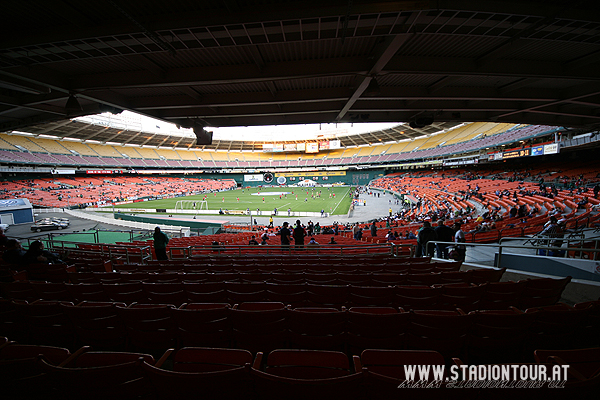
xmin=409 ymin=116 xmax=434 ymax=129
xmin=65 ymin=95 xmax=82 ymax=114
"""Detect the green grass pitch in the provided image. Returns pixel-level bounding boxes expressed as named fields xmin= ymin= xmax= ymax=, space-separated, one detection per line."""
xmin=113 ymin=186 xmax=355 ymax=215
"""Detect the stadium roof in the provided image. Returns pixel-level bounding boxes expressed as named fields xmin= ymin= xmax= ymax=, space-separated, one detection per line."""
xmin=12 ymin=114 xmax=462 ymax=151
xmin=1 ymin=0 xmax=600 ymax=139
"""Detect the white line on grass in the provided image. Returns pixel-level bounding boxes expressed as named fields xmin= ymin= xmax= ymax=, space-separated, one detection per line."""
xmin=330 ymin=187 xmax=352 ymax=215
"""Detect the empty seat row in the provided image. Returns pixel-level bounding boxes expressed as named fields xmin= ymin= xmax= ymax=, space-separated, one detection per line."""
xmin=2 ymin=340 xmax=599 ymax=400
xmin=2 ymin=274 xmax=571 ymax=311
xmin=67 ymin=267 xmax=482 ymax=286
xmin=132 ymin=255 xmax=438 ymax=270
xmin=2 ymin=298 xmax=593 ymax=363
xmin=114 ymin=260 xmax=462 ymax=274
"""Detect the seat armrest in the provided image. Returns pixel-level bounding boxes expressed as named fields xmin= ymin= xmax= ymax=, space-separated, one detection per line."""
xmin=155 ymin=348 xmax=175 ymax=368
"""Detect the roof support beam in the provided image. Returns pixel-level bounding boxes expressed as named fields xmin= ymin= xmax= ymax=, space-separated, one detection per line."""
xmin=336 ymin=34 xmax=413 ymax=120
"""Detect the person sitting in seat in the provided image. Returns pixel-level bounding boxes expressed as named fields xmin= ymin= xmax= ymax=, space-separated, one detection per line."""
xmin=577 ymin=197 xmax=589 ymax=209
xmin=2 ymin=239 xmax=25 ymax=265
xmin=23 ymin=240 xmax=62 ymax=265
xmin=0 ymin=228 xmax=7 ymax=247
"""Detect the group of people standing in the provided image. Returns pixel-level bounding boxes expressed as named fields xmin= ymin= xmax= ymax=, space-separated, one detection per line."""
xmin=275 ymin=220 xmax=335 ymax=250
xmin=416 ymin=220 xmax=466 ymax=261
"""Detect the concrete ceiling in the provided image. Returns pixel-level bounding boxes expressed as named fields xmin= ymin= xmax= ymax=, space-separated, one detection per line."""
xmin=1 ymin=0 xmax=600 ymax=137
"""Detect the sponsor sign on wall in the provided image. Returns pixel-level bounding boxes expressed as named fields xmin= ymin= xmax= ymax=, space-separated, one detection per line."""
xmin=275 ymin=171 xmax=346 ymax=177
xmin=244 ymin=174 xmax=264 ymax=182
xmin=544 ymin=143 xmax=559 ymax=154
xmin=306 ymin=143 xmax=319 ymax=153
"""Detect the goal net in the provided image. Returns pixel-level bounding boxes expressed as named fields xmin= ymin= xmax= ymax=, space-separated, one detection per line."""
xmin=175 ymin=200 xmax=208 ymax=212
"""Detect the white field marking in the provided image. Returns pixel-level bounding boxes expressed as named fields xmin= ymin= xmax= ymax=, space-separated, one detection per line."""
xmin=250 ymin=192 xmax=291 ymax=196
xmin=331 ymin=187 xmax=352 ymax=214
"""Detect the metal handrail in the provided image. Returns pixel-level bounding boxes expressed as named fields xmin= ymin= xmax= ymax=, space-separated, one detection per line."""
xmin=498 ymin=236 xmax=600 ymax=245
xmin=426 ymin=239 xmax=600 ymax=267
xmin=42 ymin=240 xmax=154 ymax=265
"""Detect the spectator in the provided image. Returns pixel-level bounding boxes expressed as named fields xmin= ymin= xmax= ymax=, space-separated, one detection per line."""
xmin=434 ymin=220 xmax=455 ymax=259
xmin=307 ymin=237 xmax=319 ymax=247
xmin=248 ymin=235 xmax=259 ymax=245
xmin=577 ymin=197 xmax=589 ymax=209
xmin=452 ymin=222 xmax=466 ymax=262
xmin=353 ymin=223 xmax=360 ymax=240
xmin=314 ymin=222 xmax=321 ymax=234
xmin=370 ymin=221 xmax=377 ymax=237
xmin=2 ymin=239 xmax=25 ymax=265
xmin=0 ymin=228 xmax=7 ymax=247
xmin=416 ymin=221 xmax=437 ymax=257
xmin=355 ymin=227 xmax=363 ymax=241
xmin=328 ymin=237 xmax=337 ymax=245
xmin=293 ymin=220 xmax=307 ymax=250
xmin=23 ymin=240 xmax=62 ymax=265
xmin=385 ymin=230 xmax=393 ymax=241
xmin=261 ymin=228 xmax=270 ymax=242
xmin=153 ymin=227 xmax=170 ymax=260
xmin=211 ymin=241 xmax=224 ymax=253
xmin=277 ymin=222 xmax=292 ymax=251
xmin=539 ymin=216 xmax=560 ymax=244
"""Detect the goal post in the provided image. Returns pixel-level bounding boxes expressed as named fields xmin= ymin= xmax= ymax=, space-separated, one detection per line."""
xmin=175 ymin=200 xmax=208 ymax=212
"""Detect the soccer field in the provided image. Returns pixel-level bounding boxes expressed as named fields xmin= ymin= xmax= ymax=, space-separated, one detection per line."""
xmin=113 ymin=186 xmax=355 ymax=215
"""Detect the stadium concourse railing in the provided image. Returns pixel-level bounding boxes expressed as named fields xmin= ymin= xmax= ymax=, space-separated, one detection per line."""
xmin=37 ymin=239 xmax=154 ymax=266
xmin=31 ymin=229 xmax=152 ymax=244
xmin=166 ymin=243 xmax=416 ymax=258
xmin=33 ymin=208 xmax=67 ymax=213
